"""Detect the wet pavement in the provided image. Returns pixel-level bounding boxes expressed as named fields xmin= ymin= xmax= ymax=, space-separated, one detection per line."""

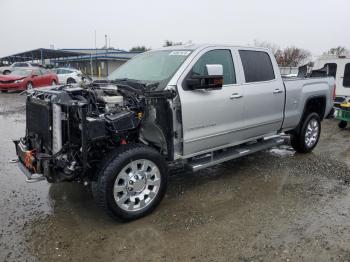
xmin=1 ymin=92 xmax=350 ymax=261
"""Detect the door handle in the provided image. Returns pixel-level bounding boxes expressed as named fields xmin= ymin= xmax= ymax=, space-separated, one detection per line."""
xmin=273 ymin=89 xmax=283 ymax=94
xmin=230 ymin=93 xmax=243 ymax=99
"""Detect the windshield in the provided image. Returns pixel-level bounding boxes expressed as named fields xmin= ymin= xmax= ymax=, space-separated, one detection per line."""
xmin=108 ymin=50 xmax=192 ymax=89
xmin=10 ymin=69 xmax=32 ymax=76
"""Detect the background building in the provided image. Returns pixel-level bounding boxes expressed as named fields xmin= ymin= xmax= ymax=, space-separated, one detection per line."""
xmin=0 ymin=48 xmax=141 ymax=77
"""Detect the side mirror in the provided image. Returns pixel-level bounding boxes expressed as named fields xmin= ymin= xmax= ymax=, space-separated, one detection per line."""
xmin=186 ymin=64 xmax=224 ymax=90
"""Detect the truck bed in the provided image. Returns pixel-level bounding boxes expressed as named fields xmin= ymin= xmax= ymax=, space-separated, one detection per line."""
xmin=282 ymin=77 xmax=334 ymax=131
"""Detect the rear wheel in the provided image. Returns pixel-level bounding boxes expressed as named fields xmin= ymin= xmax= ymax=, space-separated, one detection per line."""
xmin=3 ymin=70 xmax=10 ymax=75
xmin=338 ymin=121 xmax=347 ymax=129
xmin=67 ymin=78 xmax=76 ymax=84
xmin=93 ymin=144 xmax=168 ymax=221
xmin=26 ymin=82 xmax=33 ymax=91
xmin=291 ymin=112 xmax=321 ymax=153
xmin=51 ymin=80 xmax=57 ymax=86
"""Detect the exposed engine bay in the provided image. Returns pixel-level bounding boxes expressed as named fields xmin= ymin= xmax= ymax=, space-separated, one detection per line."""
xmin=14 ymin=81 xmax=175 ymax=183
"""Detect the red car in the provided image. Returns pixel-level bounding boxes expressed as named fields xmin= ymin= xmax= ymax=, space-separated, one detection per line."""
xmin=0 ymin=68 xmax=58 ymax=92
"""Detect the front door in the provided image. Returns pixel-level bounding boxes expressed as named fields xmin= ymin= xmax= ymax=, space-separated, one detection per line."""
xmin=177 ymin=48 xmax=245 ymax=156
xmin=31 ymin=69 xmax=43 ymax=87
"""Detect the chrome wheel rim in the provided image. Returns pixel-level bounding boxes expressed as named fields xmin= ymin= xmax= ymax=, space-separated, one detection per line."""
xmin=113 ymin=159 xmax=161 ymax=212
xmin=27 ymin=83 xmax=33 ymax=90
xmin=305 ymin=119 xmax=319 ymax=148
xmin=52 ymin=80 xmax=56 ymax=86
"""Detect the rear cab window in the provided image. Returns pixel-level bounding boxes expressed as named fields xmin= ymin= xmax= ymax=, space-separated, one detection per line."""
xmin=324 ymin=63 xmax=337 ymax=78
xmin=343 ymin=63 xmax=350 ymax=87
xmin=239 ymin=50 xmax=275 ymax=83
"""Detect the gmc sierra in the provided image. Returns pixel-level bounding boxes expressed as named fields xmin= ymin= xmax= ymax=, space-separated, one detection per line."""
xmin=14 ymin=44 xmax=335 ymax=221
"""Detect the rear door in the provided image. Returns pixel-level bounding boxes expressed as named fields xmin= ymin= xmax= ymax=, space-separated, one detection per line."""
xmin=177 ymin=47 xmax=245 ymax=156
xmin=238 ymin=49 xmax=284 ymax=139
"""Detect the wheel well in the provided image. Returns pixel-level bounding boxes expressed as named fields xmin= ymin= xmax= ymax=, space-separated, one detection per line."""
xmin=288 ymin=96 xmax=326 ymax=136
xmin=67 ymin=77 xmax=76 ymax=83
xmin=303 ymin=96 xmax=326 ymax=120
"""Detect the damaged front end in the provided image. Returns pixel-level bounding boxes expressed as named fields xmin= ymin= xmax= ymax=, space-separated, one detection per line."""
xmin=14 ymin=84 xmax=145 ymax=183
xmin=14 ymin=81 xmax=176 ymax=184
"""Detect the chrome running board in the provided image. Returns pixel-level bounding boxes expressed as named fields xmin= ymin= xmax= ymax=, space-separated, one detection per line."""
xmin=186 ymin=136 xmax=286 ymax=172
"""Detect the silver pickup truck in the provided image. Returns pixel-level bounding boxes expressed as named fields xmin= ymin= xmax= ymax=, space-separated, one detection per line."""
xmin=15 ymin=44 xmax=335 ymax=221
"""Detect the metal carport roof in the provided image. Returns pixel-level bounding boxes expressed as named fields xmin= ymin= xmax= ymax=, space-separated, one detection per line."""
xmin=0 ymin=48 xmax=85 ymax=64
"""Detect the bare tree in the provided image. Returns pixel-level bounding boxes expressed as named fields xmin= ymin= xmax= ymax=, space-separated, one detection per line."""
xmin=326 ymin=46 xmax=349 ymax=56
xmin=253 ymin=39 xmax=282 ymax=59
xmin=163 ymin=40 xmax=183 ymax=47
xmin=278 ymin=47 xmax=311 ymax=67
xmin=129 ymin=46 xmax=150 ymax=52
xmin=253 ymin=40 xmax=311 ymax=67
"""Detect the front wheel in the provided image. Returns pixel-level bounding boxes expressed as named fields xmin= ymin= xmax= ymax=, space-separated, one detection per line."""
xmin=26 ymin=82 xmax=33 ymax=90
xmin=93 ymin=144 xmax=168 ymax=221
xmin=291 ymin=112 xmax=321 ymax=153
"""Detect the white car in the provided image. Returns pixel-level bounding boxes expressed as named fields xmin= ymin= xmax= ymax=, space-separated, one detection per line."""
xmin=53 ymin=68 xmax=91 ymax=84
xmin=0 ymin=62 xmax=41 ymax=75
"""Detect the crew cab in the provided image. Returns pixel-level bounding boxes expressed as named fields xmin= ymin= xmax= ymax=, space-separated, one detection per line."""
xmin=14 ymin=44 xmax=335 ymax=221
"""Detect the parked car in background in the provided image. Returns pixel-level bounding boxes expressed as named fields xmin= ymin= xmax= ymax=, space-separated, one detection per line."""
xmin=312 ymin=56 xmax=350 ymax=107
xmin=53 ymin=68 xmax=91 ymax=84
xmin=0 ymin=68 xmax=58 ymax=92
xmin=0 ymin=62 xmax=42 ymax=75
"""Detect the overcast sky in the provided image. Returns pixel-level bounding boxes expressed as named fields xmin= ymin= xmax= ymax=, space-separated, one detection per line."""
xmin=1 ymin=0 xmax=349 ymax=57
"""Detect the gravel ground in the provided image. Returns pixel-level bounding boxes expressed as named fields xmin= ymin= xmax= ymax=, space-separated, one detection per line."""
xmin=1 ymin=92 xmax=350 ymax=261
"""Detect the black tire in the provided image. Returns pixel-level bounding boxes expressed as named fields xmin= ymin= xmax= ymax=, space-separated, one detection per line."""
xmin=26 ymin=81 xmax=33 ymax=90
xmin=67 ymin=78 xmax=76 ymax=84
xmin=291 ymin=112 xmax=321 ymax=153
xmin=338 ymin=121 xmax=347 ymax=129
xmin=93 ymin=144 xmax=168 ymax=222
xmin=3 ymin=70 xmax=10 ymax=75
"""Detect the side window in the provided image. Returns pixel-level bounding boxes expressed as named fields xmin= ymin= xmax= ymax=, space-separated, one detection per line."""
xmin=343 ymin=63 xmax=350 ymax=88
xmin=33 ymin=69 xmax=42 ymax=75
xmin=13 ymin=62 xmax=28 ymax=67
xmin=324 ymin=63 xmax=337 ymax=78
xmin=239 ymin=50 xmax=275 ymax=83
xmin=191 ymin=49 xmax=236 ymax=85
